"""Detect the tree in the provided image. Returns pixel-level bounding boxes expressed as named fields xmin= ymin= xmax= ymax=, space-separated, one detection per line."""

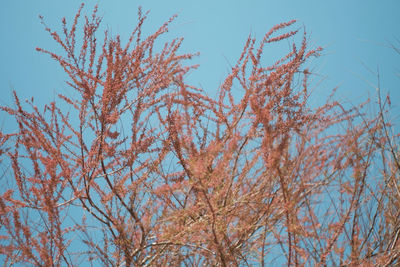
xmin=0 ymin=4 xmax=399 ymax=266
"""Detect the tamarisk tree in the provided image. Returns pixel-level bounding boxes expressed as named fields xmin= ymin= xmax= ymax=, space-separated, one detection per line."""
xmin=0 ymin=4 xmax=399 ymax=266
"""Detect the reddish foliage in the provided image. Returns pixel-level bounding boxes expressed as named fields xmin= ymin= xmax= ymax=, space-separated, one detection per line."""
xmin=0 ymin=4 xmax=399 ymax=266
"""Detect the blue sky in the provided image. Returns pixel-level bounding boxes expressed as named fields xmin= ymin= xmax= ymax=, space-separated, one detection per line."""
xmin=0 ymin=1 xmax=399 ymax=264
xmin=1 ymin=0 xmax=399 ymax=123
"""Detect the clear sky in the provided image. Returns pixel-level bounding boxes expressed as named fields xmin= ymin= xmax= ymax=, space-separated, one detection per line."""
xmin=1 ymin=1 xmax=399 ymax=122
xmin=0 ymin=2 xmax=399 ymax=264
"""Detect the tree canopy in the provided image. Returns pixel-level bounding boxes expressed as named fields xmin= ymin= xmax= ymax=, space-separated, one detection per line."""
xmin=0 ymin=4 xmax=399 ymax=266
